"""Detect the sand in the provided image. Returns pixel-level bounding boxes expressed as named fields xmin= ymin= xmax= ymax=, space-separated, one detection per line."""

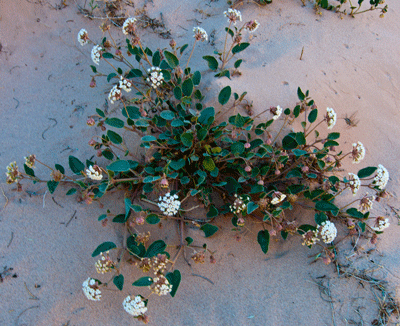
xmin=1 ymin=0 xmax=400 ymax=325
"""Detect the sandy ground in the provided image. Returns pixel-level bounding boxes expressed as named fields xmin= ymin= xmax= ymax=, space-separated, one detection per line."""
xmin=1 ymin=0 xmax=400 ymax=325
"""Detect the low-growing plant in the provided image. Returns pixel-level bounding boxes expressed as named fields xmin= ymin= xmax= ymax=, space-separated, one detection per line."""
xmin=7 ymin=9 xmax=393 ymax=323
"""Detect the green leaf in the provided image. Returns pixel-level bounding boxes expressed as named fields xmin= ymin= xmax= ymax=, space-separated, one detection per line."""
xmin=203 ymin=157 xmax=216 ymax=171
xmin=218 ymin=86 xmax=231 ymax=105
xmin=68 ymin=156 xmax=85 ymax=174
xmin=122 ymin=106 xmax=141 ymax=119
xmin=198 ymin=107 xmax=215 ymax=125
xmin=200 ymin=224 xmax=219 ymax=237
xmin=297 ymin=224 xmax=317 ymax=235
xmin=357 ymin=166 xmax=377 ymax=179
xmin=66 ymin=188 xmax=77 ymax=196
xmin=146 ymin=214 xmax=160 ymax=225
xmin=145 ymin=240 xmax=167 ymax=257
xmin=160 ymin=110 xmax=175 ymax=120
xmin=105 ymin=118 xmax=124 ymax=128
xmin=231 ymin=142 xmax=245 ymax=155
xmin=180 ymin=132 xmax=193 ymax=147
xmin=107 ymin=73 xmax=117 ymax=82
xmin=315 ymin=212 xmax=327 ymax=225
xmin=202 ymin=55 xmax=219 ymax=71
xmin=327 ymin=132 xmax=340 ymax=140
xmin=324 ymin=140 xmax=339 ymax=148
xmin=193 ymin=71 xmax=201 ymax=86
xmin=54 ymin=164 xmax=65 ymax=174
xmin=315 ymin=200 xmax=339 ymax=215
xmin=102 ymin=52 xmax=114 ymax=59
xmin=98 ymin=214 xmax=107 ymax=221
xmin=132 ymin=276 xmax=153 ymax=287
xmin=174 ymin=86 xmax=182 ymax=100
xmin=152 ymin=50 xmax=161 ymax=67
xmin=214 ymin=69 xmax=231 ymax=79
xmin=232 ymin=42 xmax=250 ymax=54
xmin=182 ymin=78 xmax=194 ymax=97
xmin=185 ymin=237 xmax=193 ymax=245
xmin=257 ymin=230 xmax=270 ymax=254
xmin=166 ymin=270 xmax=181 ymax=297
xmin=112 ymin=214 xmax=125 ymax=223
xmin=197 ymin=128 xmax=208 ymax=141
xmin=24 ymin=164 xmax=35 ymax=177
xmin=113 ymin=274 xmax=124 ymax=291
xmin=297 ymin=87 xmax=305 ymax=101
xmin=179 ymin=44 xmax=189 ymax=54
xmin=90 ymin=65 xmax=97 ymax=73
xmin=308 ymin=109 xmax=318 ymax=123
xmin=163 ymin=51 xmax=179 ymax=68
xmin=282 ymin=135 xmax=298 ymax=150
xmin=126 ymin=68 xmax=142 ymax=78
xmin=346 ymin=208 xmax=364 ymax=219
xmin=234 ymin=59 xmax=243 ymax=69
xmin=169 ymin=158 xmax=185 ymax=171
xmin=107 ymin=160 xmax=131 ymax=172
xmin=92 ymin=241 xmax=117 ymax=257
xmin=293 ymin=149 xmax=308 ymax=157
xmin=47 ymin=180 xmax=59 ymax=194
xmin=107 ymin=130 xmax=123 ymax=144
xmin=247 ymin=202 xmax=259 ymax=214
xmin=141 ymin=135 xmax=157 ymax=142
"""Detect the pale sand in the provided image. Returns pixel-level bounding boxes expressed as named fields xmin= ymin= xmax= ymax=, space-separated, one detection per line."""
xmin=1 ymin=0 xmax=400 ymax=325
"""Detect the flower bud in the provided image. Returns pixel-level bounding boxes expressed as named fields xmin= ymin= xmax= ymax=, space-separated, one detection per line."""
xmin=275 ymin=169 xmax=281 ymax=176
xmin=266 ymin=139 xmax=272 ymax=145
xmin=269 ymin=229 xmax=277 ymax=236
xmin=169 ymin=39 xmax=176 ymax=48
xmin=245 ymin=166 xmax=252 ymax=172
xmin=87 ymin=118 xmax=96 ymax=126
xmin=244 ymin=142 xmax=251 ymax=149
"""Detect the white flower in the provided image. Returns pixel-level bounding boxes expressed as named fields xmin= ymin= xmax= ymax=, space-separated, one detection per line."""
xmin=91 ymin=45 xmax=102 ymax=65
xmin=230 ymin=194 xmax=248 ymax=215
xmin=82 ymin=277 xmax=101 ymax=301
xmin=372 ymin=164 xmax=389 ymax=190
xmin=270 ymin=105 xmax=282 ymax=121
xmin=108 ymin=85 xmax=122 ymax=104
xmin=86 ymin=165 xmax=103 ymax=181
xmin=119 ymin=76 xmax=132 ymax=93
xmin=359 ymin=195 xmax=374 ymax=213
xmin=318 ymin=221 xmax=337 ymax=243
xmin=193 ymin=26 xmax=208 ymax=42
xmin=326 ymin=107 xmax=337 ymax=129
xmin=352 ymin=141 xmax=365 ymax=164
xmin=24 ymin=154 xmax=36 ymax=168
xmin=302 ymin=230 xmax=319 ymax=246
xmin=371 ymin=217 xmax=390 ymax=232
xmin=348 ymin=173 xmax=360 ymax=195
xmin=6 ymin=161 xmax=20 ymax=184
xmin=122 ymin=17 xmax=137 ymax=35
xmin=245 ymin=20 xmax=260 ymax=33
xmin=158 ymin=192 xmax=181 ymax=216
xmin=146 ymin=67 xmax=164 ymax=89
xmin=77 ymin=28 xmax=88 ymax=46
xmin=123 ymin=295 xmax=147 ymax=317
xmin=151 ymin=276 xmax=172 ymax=296
xmin=271 ymin=191 xmax=286 ymax=205
xmin=223 ymin=8 xmax=242 ymax=24
xmin=95 ymin=251 xmax=113 ymax=274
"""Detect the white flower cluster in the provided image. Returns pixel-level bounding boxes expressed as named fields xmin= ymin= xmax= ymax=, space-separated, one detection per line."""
xmin=86 ymin=165 xmax=103 ymax=181
xmin=229 ymin=194 xmax=247 ymax=214
xmin=6 ymin=161 xmax=20 ymax=184
xmin=271 ymin=191 xmax=286 ymax=205
xmin=123 ymin=295 xmax=147 ymax=317
xmin=95 ymin=251 xmax=113 ymax=274
xmin=373 ymin=164 xmax=389 ymax=190
xmin=326 ymin=107 xmax=337 ymax=129
xmin=271 ymin=105 xmax=283 ymax=121
xmin=119 ymin=76 xmax=132 ymax=92
xmin=158 ymin=193 xmax=180 ymax=216
xmin=318 ymin=221 xmax=337 ymax=243
xmin=302 ymin=230 xmax=319 ymax=247
xmin=24 ymin=154 xmax=36 ymax=168
xmin=193 ymin=26 xmax=208 ymax=42
xmin=224 ymin=8 xmax=242 ymax=24
xmin=348 ymin=173 xmax=361 ymax=195
xmin=122 ymin=17 xmax=137 ymax=35
xmin=151 ymin=276 xmax=172 ymax=296
xmin=91 ymin=45 xmax=102 ymax=65
xmin=108 ymin=85 xmax=122 ymax=104
xmin=146 ymin=67 xmax=164 ymax=89
xmin=352 ymin=141 xmax=365 ymax=164
xmin=82 ymin=277 xmax=101 ymax=301
xmin=371 ymin=217 xmax=390 ymax=232
xmin=245 ymin=20 xmax=260 ymax=33
xmin=359 ymin=195 xmax=374 ymax=213
xmin=77 ymin=28 xmax=88 ymax=46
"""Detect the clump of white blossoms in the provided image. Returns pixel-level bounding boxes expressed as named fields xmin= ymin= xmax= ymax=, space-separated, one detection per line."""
xmin=158 ymin=192 xmax=181 ymax=216
xmin=77 ymin=28 xmax=89 ymax=46
xmin=318 ymin=221 xmax=337 ymax=243
xmin=6 ymin=161 xmax=20 ymax=184
xmin=372 ymin=164 xmax=389 ymax=190
xmin=230 ymin=194 xmax=248 ymax=214
xmin=245 ymin=20 xmax=260 ymax=33
xmin=91 ymin=45 xmax=102 ymax=65
xmin=359 ymin=195 xmax=374 ymax=213
xmin=348 ymin=173 xmax=361 ymax=195
xmin=151 ymin=276 xmax=172 ymax=296
xmin=123 ymin=295 xmax=147 ymax=317
xmin=146 ymin=67 xmax=164 ymax=89
xmin=302 ymin=230 xmax=319 ymax=246
xmin=119 ymin=76 xmax=132 ymax=93
xmin=24 ymin=154 xmax=36 ymax=168
xmin=326 ymin=107 xmax=337 ymax=129
xmin=193 ymin=27 xmax=208 ymax=42
xmin=86 ymin=165 xmax=103 ymax=181
xmin=270 ymin=105 xmax=282 ymax=121
xmin=271 ymin=191 xmax=286 ymax=205
xmin=371 ymin=216 xmax=390 ymax=232
xmin=122 ymin=17 xmax=137 ymax=35
xmin=224 ymin=8 xmax=242 ymax=24
xmin=95 ymin=251 xmax=114 ymax=274
xmin=82 ymin=277 xmax=101 ymax=301
xmin=108 ymin=85 xmax=122 ymax=104
xmin=352 ymin=141 xmax=365 ymax=164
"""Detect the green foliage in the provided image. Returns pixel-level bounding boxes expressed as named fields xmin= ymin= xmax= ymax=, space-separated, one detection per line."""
xmin=92 ymin=242 xmax=117 ymax=257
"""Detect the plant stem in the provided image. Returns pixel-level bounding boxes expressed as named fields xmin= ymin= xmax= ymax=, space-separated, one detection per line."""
xmin=186 ymin=40 xmax=197 ymax=69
